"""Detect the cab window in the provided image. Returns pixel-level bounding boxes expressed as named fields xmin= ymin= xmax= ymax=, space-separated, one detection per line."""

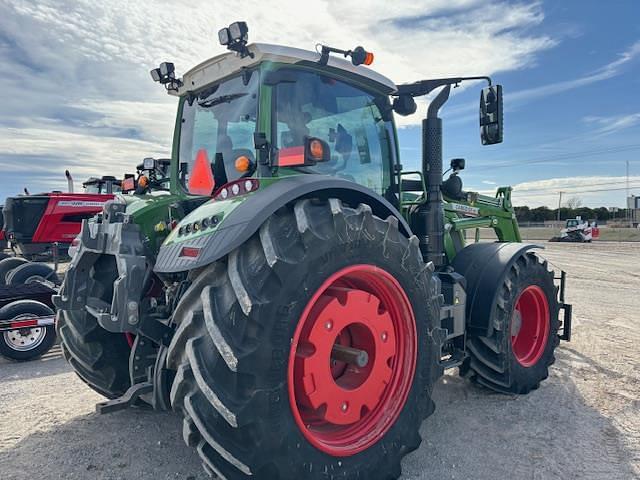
xmin=274 ymin=70 xmax=393 ymax=195
xmin=179 ymin=72 xmax=259 ymax=189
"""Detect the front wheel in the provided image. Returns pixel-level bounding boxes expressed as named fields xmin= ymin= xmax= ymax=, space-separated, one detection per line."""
xmin=6 ymin=262 xmax=60 ymax=286
xmin=461 ymin=251 xmax=560 ymax=394
xmin=0 ymin=300 xmax=56 ymax=361
xmin=57 ymin=255 xmax=131 ymax=398
xmin=167 ymin=198 xmax=442 ymax=479
xmin=0 ymin=257 xmax=29 ymax=285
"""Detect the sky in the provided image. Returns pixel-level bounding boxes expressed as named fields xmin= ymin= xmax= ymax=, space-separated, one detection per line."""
xmin=0 ymin=0 xmax=639 ymax=208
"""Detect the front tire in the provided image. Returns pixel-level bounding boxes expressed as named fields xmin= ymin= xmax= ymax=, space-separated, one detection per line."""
xmin=0 ymin=300 xmax=56 ymax=361
xmin=57 ymin=255 xmax=131 ymax=398
xmin=6 ymin=262 xmax=60 ymax=286
xmin=167 ymin=199 xmax=442 ymax=479
xmin=461 ymin=251 xmax=560 ymax=394
xmin=0 ymin=257 xmax=29 ymax=285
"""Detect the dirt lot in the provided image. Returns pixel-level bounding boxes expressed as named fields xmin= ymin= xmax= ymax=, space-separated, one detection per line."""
xmin=1 ymin=242 xmax=638 ymax=480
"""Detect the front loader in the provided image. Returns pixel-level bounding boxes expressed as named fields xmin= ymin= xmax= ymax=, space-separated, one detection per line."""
xmin=54 ymin=22 xmax=572 ymax=479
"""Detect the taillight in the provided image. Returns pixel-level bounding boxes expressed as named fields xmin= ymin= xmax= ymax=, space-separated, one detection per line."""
xmin=214 ymin=179 xmax=259 ymax=201
xmin=179 ymin=247 xmax=201 ymax=258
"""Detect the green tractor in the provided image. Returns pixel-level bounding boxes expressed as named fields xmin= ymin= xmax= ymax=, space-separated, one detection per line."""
xmin=55 ymin=22 xmax=572 ymax=479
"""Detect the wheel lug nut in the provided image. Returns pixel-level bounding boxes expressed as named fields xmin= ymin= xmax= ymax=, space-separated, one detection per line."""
xmin=325 ymin=320 xmax=333 ymax=331
xmin=381 ymin=331 xmax=388 ymax=342
xmin=341 ymin=402 xmax=348 ymax=412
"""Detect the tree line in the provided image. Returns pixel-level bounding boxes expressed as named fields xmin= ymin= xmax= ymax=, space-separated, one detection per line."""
xmin=514 ymin=206 xmax=622 ymax=222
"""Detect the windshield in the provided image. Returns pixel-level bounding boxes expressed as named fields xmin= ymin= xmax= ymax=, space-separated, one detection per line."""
xmin=274 ymin=69 xmax=393 ymax=195
xmin=179 ymin=71 xmax=259 ymax=192
xmin=84 ymin=182 xmax=120 ymax=194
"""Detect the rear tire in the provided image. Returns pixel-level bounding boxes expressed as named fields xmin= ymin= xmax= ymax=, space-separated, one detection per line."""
xmin=461 ymin=252 xmax=560 ymax=394
xmin=0 ymin=300 xmax=56 ymax=361
xmin=0 ymin=257 xmax=29 ymax=285
xmin=167 ymin=198 xmax=442 ymax=479
xmin=6 ymin=262 xmax=60 ymax=286
xmin=57 ymin=256 xmax=131 ymax=398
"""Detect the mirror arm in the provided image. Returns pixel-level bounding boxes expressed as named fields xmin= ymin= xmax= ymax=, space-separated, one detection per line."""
xmin=396 ymin=76 xmax=491 ymax=98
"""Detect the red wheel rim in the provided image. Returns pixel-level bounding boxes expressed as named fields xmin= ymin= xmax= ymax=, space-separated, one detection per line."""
xmin=288 ymin=265 xmax=417 ymax=457
xmin=511 ymin=285 xmax=550 ymax=367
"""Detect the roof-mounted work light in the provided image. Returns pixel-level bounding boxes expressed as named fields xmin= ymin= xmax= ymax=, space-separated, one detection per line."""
xmin=218 ymin=21 xmax=253 ymax=58
xmin=150 ymin=62 xmax=183 ymax=91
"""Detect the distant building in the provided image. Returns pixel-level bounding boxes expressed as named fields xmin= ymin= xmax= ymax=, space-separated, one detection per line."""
xmin=628 ymin=196 xmax=640 ymax=227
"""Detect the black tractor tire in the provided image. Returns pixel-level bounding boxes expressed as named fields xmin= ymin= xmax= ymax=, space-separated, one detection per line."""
xmin=0 ymin=300 xmax=57 ymax=361
xmin=0 ymin=257 xmax=29 ymax=285
xmin=57 ymin=255 xmax=131 ymax=398
xmin=0 ymin=252 xmax=9 ymax=261
xmin=461 ymin=251 xmax=560 ymax=394
xmin=166 ymin=198 xmax=442 ymax=480
xmin=6 ymin=262 xmax=61 ymax=286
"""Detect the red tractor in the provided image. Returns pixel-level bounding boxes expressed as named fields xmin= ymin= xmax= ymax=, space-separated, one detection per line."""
xmin=0 ymin=206 xmax=8 ymax=255
xmin=2 ymin=172 xmax=119 ymax=260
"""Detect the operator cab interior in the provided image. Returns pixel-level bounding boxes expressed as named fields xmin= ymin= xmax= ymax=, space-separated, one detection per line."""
xmin=273 ymin=68 xmax=395 ymax=196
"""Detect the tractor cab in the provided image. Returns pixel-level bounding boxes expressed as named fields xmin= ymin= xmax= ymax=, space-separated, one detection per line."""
xmin=160 ymin=41 xmax=398 ymax=202
xmin=82 ymin=176 xmax=121 ymax=194
xmin=152 ymin=26 xmax=512 ymax=262
xmin=121 ymin=157 xmax=171 ymax=195
xmin=566 ymin=218 xmax=580 ymax=228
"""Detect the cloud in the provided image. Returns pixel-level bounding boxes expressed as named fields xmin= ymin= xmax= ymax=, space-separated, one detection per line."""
xmin=473 ymin=176 xmax=640 ymax=208
xmin=509 ymin=41 xmax=640 ymax=105
xmin=582 ymin=113 xmax=640 ymax=137
xmin=0 ymin=0 xmax=556 ymax=200
xmin=439 ymin=40 xmax=640 ymax=127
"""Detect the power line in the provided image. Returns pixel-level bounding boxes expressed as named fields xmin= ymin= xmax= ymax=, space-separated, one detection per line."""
xmin=514 ymin=185 xmax=640 ymax=197
xmin=472 ymin=144 xmax=640 ymax=169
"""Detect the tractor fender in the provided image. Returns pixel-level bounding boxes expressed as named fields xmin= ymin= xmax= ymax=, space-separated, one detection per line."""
xmin=451 ymin=242 xmax=541 ymax=337
xmin=154 ymin=175 xmax=411 ymax=273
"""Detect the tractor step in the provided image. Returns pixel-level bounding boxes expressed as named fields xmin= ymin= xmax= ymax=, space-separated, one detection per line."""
xmin=96 ymin=381 xmax=153 ymax=414
xmin=439 ymin=348 xmax=466 ymax=369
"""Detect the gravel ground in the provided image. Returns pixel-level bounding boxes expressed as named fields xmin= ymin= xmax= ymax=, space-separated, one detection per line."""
xmin=0 ymin=242 xmax=638 ymax=480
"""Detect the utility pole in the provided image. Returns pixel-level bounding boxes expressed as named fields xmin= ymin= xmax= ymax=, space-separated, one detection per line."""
xmin=627 ymin=160 xmax=631 ymax=227
xmin=557 ymin=191 xmax=564 ymax=222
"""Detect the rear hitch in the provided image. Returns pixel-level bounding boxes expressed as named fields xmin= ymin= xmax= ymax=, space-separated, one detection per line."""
xmin=557 ymin=270 xmax=572 ymax=342
xmin=96 ymin=382 xmax=153 ymax=414
xmin=96 ymin=327 xmax=175 ymax=415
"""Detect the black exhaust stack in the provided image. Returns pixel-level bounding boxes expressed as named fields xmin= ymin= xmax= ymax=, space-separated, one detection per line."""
xmin=414 ymin=85 xmax=450 ymax=268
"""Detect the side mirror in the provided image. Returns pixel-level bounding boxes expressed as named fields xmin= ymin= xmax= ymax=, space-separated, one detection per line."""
xmin=392 ymin=94 xmax=417 ymax=116
xmin=480 ymin=85 xmax=503 ymax=145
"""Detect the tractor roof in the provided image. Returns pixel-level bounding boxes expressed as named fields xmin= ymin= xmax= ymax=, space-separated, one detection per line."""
xmin=172 ymin=43 xmax=397 ymax=96
xmin=83 ymin=176 xmax=118 ymax=186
